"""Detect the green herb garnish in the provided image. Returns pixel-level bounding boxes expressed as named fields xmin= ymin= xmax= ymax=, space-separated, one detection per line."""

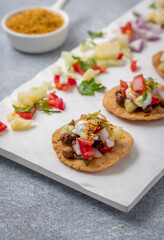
xmin=78 ymin=78 xmax=106 ymax=96
xmin=149 ymin=2 xmax=156 ymax=8
xmin=100 ymin=122 xmax=106 ymax=127
xmin=34 ymin=100 xmax=52 ymax=111
xmin=83 ymin=159 xmax=90 ymax=166
xmin=13 ymin=105 xmax=32 ymax=112
xmin=72 ymin=56 xmax=97 ymax=72
xmin=133 ymin=11 xmax=140 ymax=17
xmin=87 ymin=31 xmax=104 ymax=39
xmin=140 ymin=92 xmax=148 ymax=103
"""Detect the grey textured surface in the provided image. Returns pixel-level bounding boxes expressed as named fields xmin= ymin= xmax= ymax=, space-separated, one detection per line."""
xmin=0 ymin=0 xmax=164 ymax=239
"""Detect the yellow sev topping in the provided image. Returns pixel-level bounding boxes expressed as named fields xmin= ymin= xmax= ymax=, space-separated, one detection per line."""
xmin=79 ymin=111 xmax=112 ymax=139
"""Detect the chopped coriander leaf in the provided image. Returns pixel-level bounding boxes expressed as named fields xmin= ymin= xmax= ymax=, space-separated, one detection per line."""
xmin=13 ymin=105 xmax=32 ymax=112
xmin=96 ymin=86 xmax=106 ymax=92
xmin=149 ymin=2 xmax=156 ymax=8
xmin=100 ymin=122 xmax=106 ymax=127
xmin=140 ymin=92 xmax=148 ymax=103
xmin=80 ymin=40 xmax=96 ymax=46
xmin=72 ymin=56 xmax=97 ymax=72
xmin=78 ymin=78 xmax=106 ymax=96
xmin=34 ymin=100 xmax=52 ymax=111
xmin=83 ymin=159 xmax=90 ymax=166
xmin=88 ymin=31 xmax=104 ymax=39
xmin=133 ymin=11 xmax=140 ymax=17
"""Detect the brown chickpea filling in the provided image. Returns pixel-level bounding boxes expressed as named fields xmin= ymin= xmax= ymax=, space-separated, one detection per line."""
xmin=6 ymin=8 xmax=64 ymax=34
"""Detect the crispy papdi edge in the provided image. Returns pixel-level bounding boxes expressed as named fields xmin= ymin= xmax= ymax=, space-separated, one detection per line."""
xmin=103 ymin=85 xmax=164 ymax=120
xmin=152 ymin=51 xmax=164 ymax=78
xmin=52 ymin=127 xmax=134 ymax=172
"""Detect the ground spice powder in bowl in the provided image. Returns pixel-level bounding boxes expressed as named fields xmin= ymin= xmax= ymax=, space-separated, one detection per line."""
xmin=6 ymin=8 xmax=64 ymax=34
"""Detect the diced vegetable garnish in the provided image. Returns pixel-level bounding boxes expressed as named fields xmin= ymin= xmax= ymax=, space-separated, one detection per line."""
xmin=96 ymin=59 xmax=124 ymax=67
xmin=100 ymin=144 xmax=112 ymax=154
xmin=13 ymin=106 xmax=36 ymax=120
xmin=79 ymin=40 xmax=96 ymax=52
xmin=121 ymin=48 xmax=132 ymax=59
xmin=46 ymin=93 xmax=65 ymax=110
xmin=51 ymin=65 xmax=62 ymax=75
xmin=95 ymin=42 xmax=120 ymax=60
xmin=120 ymin=22 xmax=133 ymax=37
xmin=120 ymin=80 xmax=128 ymax=96
xmin=73 ymin=63 xmax=85 ymax=75
xmin=87 ymin=31 xmax=104 ymax=39
xmin=54 ymin=75 xmax=76 ymax=91
xmin=61 ymin=124 xmax=75 ymax=134
xmin=150 ymin=97 xmax=160 ymax=105
xmin=124 ymin=99 xmax=138 ymax=113
xmin=133 ymin=74 xmax=145 ymax=93
xmin=78 ymin=138 xmax=94 ymax=146
xmin=130 ymin=60 xmax=137 ymax=72
xmin=0 ymin=121 xmax=7 ymax=132
xmin=78 ymin=139 xmax=94 ymax=159
xmin=78 ymin=78 xmax=106 ymax=95
xmin=112 ymin=127 xmax=122 ymax=141
xmin=11 ymin=117 xmax=33 ymax=130
xmin=92 ymin=65 xmax=106 ymax=73
xmin=61 ymin=51 xmax=76 ymax=71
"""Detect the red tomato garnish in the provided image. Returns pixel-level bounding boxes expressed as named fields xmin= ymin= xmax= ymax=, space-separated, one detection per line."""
xmin=120 ymin=80 xmax=128 ymax=96
xmin=150 ymin=97 xmax=160 ymax=106
xmin=130 ymin=60 xmax=137 ymax=72
xmin=0 ymin=121 xmax=7 ymax=132
xmin=47 ymin=93 xmax=65 ymax=110
xmin=78 ymin=138 xmax=94 ymax=146
xmin=73 ymin=63 xmax=85 ymax=75
xmin=68 ymin=78 xmax=77 ymax=85
xmin=120 ymin=80 xmax=128 ymax=89
xmin=15 ymin=107 xmax=36 ymax=120
xmin=117 ymin=53 xmax=124 ymax=60
xmin=54 ymin=75 xmax=60 ymax=84
xmin=121 ymin=88 xmax=127 ymax=96
xmin=55 ymin=83 xmax=71 ymax=91
xmin=133 ymin=74 xmax=145 ymax=93
xmin=120 ymin=22 xmax=133 ymax=37
xmin=92 ymin=66 xmax=106 ymax=73
xmin=100 ymin=145 xmax=114 ymax=154
xmin=94 ymin=125 xmax=104 ymax=134
xmin=78 ymin=140 xmax=94 ymax=159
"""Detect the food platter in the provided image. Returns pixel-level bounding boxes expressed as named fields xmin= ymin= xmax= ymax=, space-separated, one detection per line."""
xmin=0 ymin=0 xmax=164 ymax=212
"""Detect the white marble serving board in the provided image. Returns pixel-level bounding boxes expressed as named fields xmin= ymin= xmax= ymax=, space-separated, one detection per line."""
xmin=0 ymin=0 xmax=164 ymax=212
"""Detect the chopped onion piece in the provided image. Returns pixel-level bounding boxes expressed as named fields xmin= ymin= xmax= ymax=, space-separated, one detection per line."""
xmin=129 ymin=39 xmax=144 ymax=52
xmin=73 ymin=140 xmax=81 ymax=156
xmin=93 ymin=148 xmax=102 ymax=158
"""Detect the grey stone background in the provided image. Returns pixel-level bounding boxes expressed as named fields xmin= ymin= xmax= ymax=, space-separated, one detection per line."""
xmin=0 ymin=0 xmax=164 ymax=239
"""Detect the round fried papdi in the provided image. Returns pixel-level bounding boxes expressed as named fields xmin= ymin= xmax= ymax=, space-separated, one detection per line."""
xmin=52 ymin=127 xmax=134 ymax=172
xmin=152 ymin=51 xmax=164 ymax=78
xmin=103 ymin=85 xmax=164 ymax=121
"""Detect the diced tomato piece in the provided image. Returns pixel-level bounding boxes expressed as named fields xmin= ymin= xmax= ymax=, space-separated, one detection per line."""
xmin=94 ymin=125 xmax=104 ymax=134
xmin=120 ymin=80 xmax=128 ymax=89
xmin=15 ymin=107 xmax=36 ymax=120
xmin=100 ymin=145 xmax=114 ymax=154
xmin=0 ymin=121 xmax=7 ymax=132
xmin=54 ymin=75 xmax=60 ymax=84
xmin=47 ymin=93 xmax=65 ymax=110
xmin=68 ymin=78 xmax=77 ymax=85
xmin=117 ymin=53 xmax=124 ymax=60
xmin=121 ymin=88 xmax=127 ymax=96
xmin=130 ymin=60 xmax=137 ymax=72
xmin=120 ymin=22 xmax=133 ymax=37
xmin=133 ymin=74 xmax=145 ymax=93
xmin=150 ymin=97 xmax=160 ymax=106
xmin=78 ymin=138 xmax=94 ymax=146
xmin=55 ymin=83 xmax=71 ymax=91
xmin=92 ymin=66 xmax=106 ymax=73
xmin=72 ymin=63 xmax=85 ymax=75
xmin=78 ymin=140 xmax=94 ymax=159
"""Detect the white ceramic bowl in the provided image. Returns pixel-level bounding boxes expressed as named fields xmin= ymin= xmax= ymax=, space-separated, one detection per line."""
xmin=1 ymin=6 xmax=70 ymax=54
